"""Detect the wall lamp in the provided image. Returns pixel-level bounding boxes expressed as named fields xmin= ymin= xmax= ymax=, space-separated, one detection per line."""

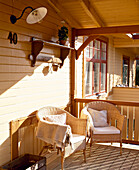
xmin=10 ymin=6 xmax=47 ymax=24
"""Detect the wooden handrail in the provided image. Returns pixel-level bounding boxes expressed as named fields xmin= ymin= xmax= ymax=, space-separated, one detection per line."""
xmin=74 ymin=98 xmax=139 ymax=107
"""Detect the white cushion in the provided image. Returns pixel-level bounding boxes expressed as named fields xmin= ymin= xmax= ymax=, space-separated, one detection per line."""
xmin=93 ymin=126 xmax=120 ymax=134
xmin=43 ymin=113 xmax=66 ymax=125
xmin=71 ymin=134 xmax=85 ymax=143
xmin=88 ymin=108 xmax=108 ymax=127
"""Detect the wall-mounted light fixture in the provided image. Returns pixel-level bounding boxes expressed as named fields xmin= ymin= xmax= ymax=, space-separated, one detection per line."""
xmin=10 ymin=6 xmax=47 ymax=24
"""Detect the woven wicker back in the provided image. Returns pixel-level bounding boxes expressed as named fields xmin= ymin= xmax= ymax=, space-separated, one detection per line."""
xmin=82 ymin=101 xmax=121 ymax=126
xmin=36 ymin=106 xmax=75 ymax=123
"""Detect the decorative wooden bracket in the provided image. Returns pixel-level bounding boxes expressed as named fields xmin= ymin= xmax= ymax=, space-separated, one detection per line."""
xmin=31 ymin=40 xmax=44 ymax=67
xmin=29 ymin=38 xmax=73 ymax=67
xmin=76 ymin=35 xmax=99 ymax=60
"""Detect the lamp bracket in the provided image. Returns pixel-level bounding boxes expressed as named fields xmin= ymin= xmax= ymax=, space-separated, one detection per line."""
xmin=10 ymin=6 xmax=34 ymax=24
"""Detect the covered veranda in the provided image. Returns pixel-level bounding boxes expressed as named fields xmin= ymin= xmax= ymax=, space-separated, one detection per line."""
xmin=1 ymin=0 xmax=139 ymax=169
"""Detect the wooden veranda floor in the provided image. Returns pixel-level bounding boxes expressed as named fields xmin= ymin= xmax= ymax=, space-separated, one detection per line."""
xmin=47 ymin=143 xmax=139 ymax=170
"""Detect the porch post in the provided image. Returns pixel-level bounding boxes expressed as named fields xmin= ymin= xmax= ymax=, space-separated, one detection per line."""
xmin=70 ymin=28 xmax=76 ymax=116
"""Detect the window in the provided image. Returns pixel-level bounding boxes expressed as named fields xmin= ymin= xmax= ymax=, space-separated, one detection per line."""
xmin=122 ymin=56 xmax=130 ymax=86
xmin=85 ymin=39 xmax=107 ymax=96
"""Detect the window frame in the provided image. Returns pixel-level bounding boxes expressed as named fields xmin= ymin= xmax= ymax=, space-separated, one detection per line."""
xmin=85 ymin=38 xmax=108 ymax=97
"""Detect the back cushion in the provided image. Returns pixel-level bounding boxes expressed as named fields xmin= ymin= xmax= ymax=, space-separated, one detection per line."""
xmin=88 ymin=108 xmax=108 ymax=127
xmin=43 ymin=113 xmax=66 ymax=125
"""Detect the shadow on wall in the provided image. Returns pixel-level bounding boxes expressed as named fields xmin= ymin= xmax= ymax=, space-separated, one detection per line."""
xmin=0 ymin=63 xmax=65 ymax=166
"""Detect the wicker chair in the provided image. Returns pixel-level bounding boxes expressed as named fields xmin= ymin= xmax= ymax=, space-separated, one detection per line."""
xmin=81 ymin=101 xmax=126 ymax=155
xmin=36 ymin=106 xmax=87 ymax=170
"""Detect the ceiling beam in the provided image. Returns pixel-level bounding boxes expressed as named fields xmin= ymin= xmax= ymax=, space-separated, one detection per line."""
xmin=80 ymin=0 xmax=105 ymax=27
xmin=114 ymin=39 xmax=139 ymax=48
xmin=47 ymin=0 xmax=82 ymax=28
xmin=76 ymin=25 xmax=139 ymax=36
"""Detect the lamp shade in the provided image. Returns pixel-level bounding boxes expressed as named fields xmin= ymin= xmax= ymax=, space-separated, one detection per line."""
xmin=26 ymin=7 xmax=47 ymax=24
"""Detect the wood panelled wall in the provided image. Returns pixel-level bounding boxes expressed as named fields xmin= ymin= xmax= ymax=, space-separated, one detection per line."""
xmin=0 ymin=0 xmax=71 ymax=166
xmin=112 ymin=87 xmax=139 ymax=101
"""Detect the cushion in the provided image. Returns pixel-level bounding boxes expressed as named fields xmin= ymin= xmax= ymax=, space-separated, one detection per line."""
xmin=71 ymin=134 xmax=85 ymax=143
xmin=43 ymin=113 xmax=66 ymax=125
xmin=93 ymin=126 xmax=120 ymax=134
xmin=88 ymin=108 xmax=108 ymax=127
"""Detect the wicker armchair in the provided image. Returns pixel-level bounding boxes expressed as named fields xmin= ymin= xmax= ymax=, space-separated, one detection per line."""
xmin=81 ymin=101 xmax=126 ymax=155
xmin=36 ymin=106 xmax=87 ymax=170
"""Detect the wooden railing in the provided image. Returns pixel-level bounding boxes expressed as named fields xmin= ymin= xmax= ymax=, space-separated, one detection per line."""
xmin=74 ymin=98 xmax=139 ymax=145
xmin=10 ymin=111 xmax=45 ymax=161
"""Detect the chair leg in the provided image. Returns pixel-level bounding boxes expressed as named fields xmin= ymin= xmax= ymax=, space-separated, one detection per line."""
xmin=89 ymin=131 xmax=92 ymax=156
xmin=83 ymin=149 xmax=86 ymax=163
xmin=61 ymin=150 xmax=65 ymax=170
xmin=120 ymin=141 xmax=122 ymax=155
xmin=89 ymin=140 xmax=92 ymax=156
xmin=39 ymin=146 xmax=46 ymax=156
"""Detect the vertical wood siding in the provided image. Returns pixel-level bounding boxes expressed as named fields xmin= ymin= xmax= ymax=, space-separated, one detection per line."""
xmin=0 ymin=0 xmax=71 ymax=166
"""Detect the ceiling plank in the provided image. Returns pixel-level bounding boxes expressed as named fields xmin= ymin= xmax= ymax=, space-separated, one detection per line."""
xmin=80 ymin=0 xmax=105 ymax=27
xmin=114 ymin=39 xmax=139 ymax=48
xmin=47 ymin=0 xmax=82 ymax=28
xmin=76 ymin=25 xmax=139 ymax=36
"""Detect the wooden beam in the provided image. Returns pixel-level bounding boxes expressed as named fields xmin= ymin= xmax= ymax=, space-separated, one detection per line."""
xmin=114 ymin=39 xmax=139 ymax=47
xmin=76 ymin=35 xmax=99 ymax=60
xmin=80 ymin=0 xmax=105 ymax=27
xmin=47 ymin=0 xmax=82 ymax=28
xmin=76 ymin=25 xmax=139 ymax=36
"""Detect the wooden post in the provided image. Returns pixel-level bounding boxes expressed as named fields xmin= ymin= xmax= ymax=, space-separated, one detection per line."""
xmin=10 ymin=121 xmax=18 ymax=160
xmin=70 ymin=28 xmax=76 ymax=116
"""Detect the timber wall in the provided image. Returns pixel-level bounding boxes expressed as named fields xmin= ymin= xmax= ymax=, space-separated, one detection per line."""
xmin=0 ymin=0 xmax=71 ymax=166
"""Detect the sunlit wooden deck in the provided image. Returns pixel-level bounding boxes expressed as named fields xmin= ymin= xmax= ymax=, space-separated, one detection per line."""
xmin=47 ymin=143 xmax=139 ymax=170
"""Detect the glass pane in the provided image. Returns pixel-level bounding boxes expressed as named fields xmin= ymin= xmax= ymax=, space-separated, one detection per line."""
xmin=85 ymin=62 xmax=93 ymax=95
xmin=94 ymin=63 xmax=100 ymax=93
xmin=97 ymin=41 xmax=100 ymax=49
xmin=101 ymin=52 xmax=106 ymax=60
xmin=89 ymin=41 xmax=93 ymax=47
xmin=85 ymin=45 xmax=89 ymax=58
xmin=123 ymin=58 xmax=129 ymax=86
xmin=94 ymin=50 xmax=97 ymax=59
xmin=101 ymin=63 xmax=106 ymax=91
xmin=90 ymin=48 xmax=93 ymax=58
xmin=102 ymin=42 xmax=106 ymax=51
xmin=94 ymin=40 xmax=97 ymax=49
xmin=97 ymin=50 xmax=100 ymax=59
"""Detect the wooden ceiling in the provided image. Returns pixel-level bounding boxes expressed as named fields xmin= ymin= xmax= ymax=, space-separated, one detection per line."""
xmin=47 ymin=0 xmax=139 ymax=28
xmin=47 ymin=0 xmax=139 ymax=55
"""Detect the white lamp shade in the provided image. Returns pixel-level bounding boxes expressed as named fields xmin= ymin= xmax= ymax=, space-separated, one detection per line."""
xmin=26 ymin=7 xmax=47 ymax=24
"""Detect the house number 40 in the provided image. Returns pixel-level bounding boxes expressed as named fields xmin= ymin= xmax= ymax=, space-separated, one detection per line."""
xmin=8 ymin=32 xmax=18 ymax=44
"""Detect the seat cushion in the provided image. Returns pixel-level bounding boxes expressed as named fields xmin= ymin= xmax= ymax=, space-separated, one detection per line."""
xmin=71 ymin=134 xmax=85 ymax=143
xmin=65 ymin=134 xmax=86 ymax=158
xmin=88 ymin=108 xmax=108 ymax=127
xmin=93 ymin=126 xmax=120 ymax=134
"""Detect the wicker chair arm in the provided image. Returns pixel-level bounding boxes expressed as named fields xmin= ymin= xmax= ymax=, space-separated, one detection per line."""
xmin=116 ymin=114 xmax=126 ymax=131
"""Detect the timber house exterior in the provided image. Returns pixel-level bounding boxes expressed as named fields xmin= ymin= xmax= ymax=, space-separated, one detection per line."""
xmin=0 ymin=0 xmax=139 ymax=169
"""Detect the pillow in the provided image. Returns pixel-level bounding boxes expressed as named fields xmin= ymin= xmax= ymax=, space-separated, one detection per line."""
xmin=43 ymin=113 xmax=66 ymax=125
xmin=87 ymin=108 xmax=108 ymax=127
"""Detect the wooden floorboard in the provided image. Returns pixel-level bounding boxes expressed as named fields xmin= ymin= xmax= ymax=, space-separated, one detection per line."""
xmin=47 ymin=143 xmax=139 ymax=170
